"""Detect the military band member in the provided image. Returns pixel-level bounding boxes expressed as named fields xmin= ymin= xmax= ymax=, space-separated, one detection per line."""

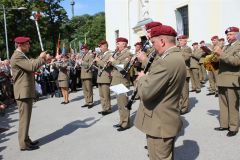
xmin=56 ymin=55 xmax=70 ymax=104
xmin=178 ymin=35 xmax=191 ymax=114
xmin=11 ymin=36 xmax=51 ymax=151
xmin=95 ymin=40 xmax=113 ymax=115
xmin=134 ymin=25 xmax=186 ymax=160
xmin=80 ymin=45 xmax=94 ymax=108
xmin=199 ymin=41 xmax=207 ymax=83
xmin=206 ymin=36 xmax=219 ymax=96
xmin=219 ymin=38 xmax=225 ymax=49
xmin=190 ymin=42 xmax=202 ymax=93
xmin=109 ymin=37 xmax=132 ymax=131
xmin=214 ymin=27 xmax=240 ymax=137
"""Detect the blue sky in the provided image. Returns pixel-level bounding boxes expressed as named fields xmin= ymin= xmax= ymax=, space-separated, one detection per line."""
xmin=60 ymin=0 xmax=105 ymax=18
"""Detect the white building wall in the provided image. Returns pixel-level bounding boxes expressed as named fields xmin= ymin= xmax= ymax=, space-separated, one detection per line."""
xmin=105 ymin=0 xmax=240 ymax=49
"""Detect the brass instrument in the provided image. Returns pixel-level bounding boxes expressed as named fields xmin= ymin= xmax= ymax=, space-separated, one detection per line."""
xmin=201 ymin=46 xmax=219 ymax=71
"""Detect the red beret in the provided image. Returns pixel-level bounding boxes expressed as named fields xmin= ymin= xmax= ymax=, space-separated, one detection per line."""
xmin=150 ymin=25 xmax=177 ymax=38
xmin=116 ymin=37 xmax=128 ymax=43
xmin=177 ymin=35 xmax=188 ymax=40
xmin=219 ymin=38 xmax=225 ymax=41
xmin=211 ymin=36 xmax=219 ymax=41
xmin=134 ymin=42 xmax=142 ymax=46
xmin=14 ymin=37 xmax=30 ymax=44
xmin=145 ymin=21 xmax=162 ymax=30
xmin=225 ymin=27 xmax=239 ymax=34
xmin=81 ymin=44 xmax=89 ymax=50
xmin=98 ymin=40 xmax=108 ymax=46
xmin=192 ymin=42 xmax=198 ymax=46
xmin=200 ymin=40 xmax=205 ymax=44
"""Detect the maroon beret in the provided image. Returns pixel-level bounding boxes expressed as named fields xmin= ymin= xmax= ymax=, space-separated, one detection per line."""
xmin=200 ymin=40 xmax=205 ymax=44
xmin=192 ymin=42 xmax=198 ymax=46
xmin=211 ymin=35 xmax=219 ymax=41
xmin=81 ymin=44 xmax=89 ymax=50
xmin=219 ymin=38 xmax=225 ymax=41
xmin=98 ymin=40 xmax=108 ymax=47
xmin=150 ymin=25 xmax=177 ymax=38
xmin=225 ymin=27 xmax=239 ymax=34
xmin=14 ymin=37 xmax=30 ymax=44
xmin=145 ymin=21 xmax=162 ymax=30
xmin=177 ymin=35 xmax=188 ymax=40
xmin=116 ymin=37 xmax=128 ymax=43
xmin=134 ymin=42 xmax=142 ymax=46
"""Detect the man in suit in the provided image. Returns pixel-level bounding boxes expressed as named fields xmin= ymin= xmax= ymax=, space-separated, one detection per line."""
xmin=79 ymin=44 xmax=94 ymax=108
xmin=214 ymin=27 xmax=240 ymax=137
xmin=134 ymin=25 xmax=186 ymax=160
xmin=109 ymin=37 xmax=132 ymax=131
xmin=178 ymin=35 xmax=192 ymax=115
xmin=95 ymin=40 xmax=113 ymax=115
xmin=11 ymin=36 xmax=50 ymax=151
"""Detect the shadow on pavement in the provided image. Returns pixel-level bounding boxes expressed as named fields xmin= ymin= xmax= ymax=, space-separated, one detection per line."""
xmin=175 ymin=140 xmax=200 ymax=160
xmin=207 ymin=109 xmax=220 ymax=120
xmin=70 ymin=95 xmax=84 ymax=102
xmin=178 ymin=116 xmax=189 ymax=138
xmin=189 ymin=97 xmax=198 ymax=112
xmin=37 ymin=117 xmax=100 ymax=146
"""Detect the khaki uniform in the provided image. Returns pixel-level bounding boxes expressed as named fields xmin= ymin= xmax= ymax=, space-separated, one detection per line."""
xmin=190 ymin=48 xmax=202 ymax=91
xmin=217 ymin=40 xmax=240 ymax=132
xmin=96 ymin=50 xmax=113 ymax=112
xmin=198 ymin=50 xmax=207 ymax=83
xmin=179 ymin=46 xmax=191 ymax=113
xmin=10 ymin=49 xmax=45 ymax=149
xmin=134 ymin=47 xmax=186 ymax=159
xmin=111 ymin=48 xmax=132 ymax=128
xmin=81 ymin=52 xmax=94 ymax=105
xmin=57 ymin=61 xmax=69 ymax=88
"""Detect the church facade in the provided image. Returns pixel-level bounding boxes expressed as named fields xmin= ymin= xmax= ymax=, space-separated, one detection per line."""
xmin=105 ymin=0 xmax=240 ymax=50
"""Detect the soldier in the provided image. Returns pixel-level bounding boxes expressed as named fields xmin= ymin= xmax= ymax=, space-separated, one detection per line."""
xmin=219 ymin=38 xmax=225 ymax=49
xmin=95 ymin=40 xmax=113 ymax=115
xmin=214 ymin=27 xmax=240 ymax=137
xmin=199 ymin=41 xmax=207 ymax=84
xmin=11 ymin=36 xmax=51 ymax=151
xmin=79 ymin=44 xmax=94 ymax=108
xmin=190 ymin=42 xmax=201 ymax=93
xmin=178 ymin=35 xmax=191 ymax=115
xmin=207 ymin=36 xmax=219 ymax=96
xmin=109 ymin=37 xmax=132 ymax=131
xmin=134 ymin=25 xmax=186 ymax=160
xmin=56 ymin=55 xmax=70 ymax=104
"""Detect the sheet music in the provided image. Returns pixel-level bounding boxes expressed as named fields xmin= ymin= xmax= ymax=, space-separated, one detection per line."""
xmin=110 ymin=84 xmax=129 ymax=95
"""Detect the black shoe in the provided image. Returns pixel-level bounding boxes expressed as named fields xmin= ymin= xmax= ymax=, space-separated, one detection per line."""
xmin=196 ymin=90 xmax=201 ymax=93
xmin=117 ymin=127 xmax=129 ymax=131
xmin=88 ymin=104 xmax=94 ymax=109
xmin=144 ymin=146 xmax=148 ymax=150
xmin=29 ymin=140 xmax=39 ymax=146
xmin=227 ymin=131 xmax=238 ymax=137
xmin=64 ymin=101 xmax=69 ymax=104
xmin=98 ymin=111 xmax=103 ymax=114
xmin=190 ymin=90 xmax=196 ymax=92
xmin=81 ymin=104 xmax=88 ymax=108
xmin=102 ymin=111 xmax=112 ymax=116
xmin=206 ymin=92 xmax=215 ymax=96
xmin=20 ymin=145 xmax=39 ymax=151
xmin=180 ymin=111 xmax=188 ymax=115
xmin=61 ymin=101 xmax=65 ymax=104
xmin=215 ymin=94 xmax=218 ymax=97
xmin=214 ymin=127 xmax=229 ymax=131
xmin=113 ymin=124 xmax=121 ymax=128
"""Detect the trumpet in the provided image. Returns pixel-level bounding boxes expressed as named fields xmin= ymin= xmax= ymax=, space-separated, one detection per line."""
xmin=201 ymin=45 xmax=219 ymax=71
xmin=98 ymin=48 xmax=118 ymax=77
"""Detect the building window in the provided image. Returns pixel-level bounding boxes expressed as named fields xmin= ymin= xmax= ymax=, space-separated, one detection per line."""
xmin=177 ymin=5 xmax=189 ymax=36
xmin=115 ymin=30 xmax=119 ymax=39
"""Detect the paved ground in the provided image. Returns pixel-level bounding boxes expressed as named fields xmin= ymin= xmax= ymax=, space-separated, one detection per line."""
xmin=0 ymin=83 xmax=240 ymax=160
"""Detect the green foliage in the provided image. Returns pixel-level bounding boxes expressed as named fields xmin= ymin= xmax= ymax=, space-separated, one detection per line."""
xmin=0 ymin=0 xmax=105 ymax=59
